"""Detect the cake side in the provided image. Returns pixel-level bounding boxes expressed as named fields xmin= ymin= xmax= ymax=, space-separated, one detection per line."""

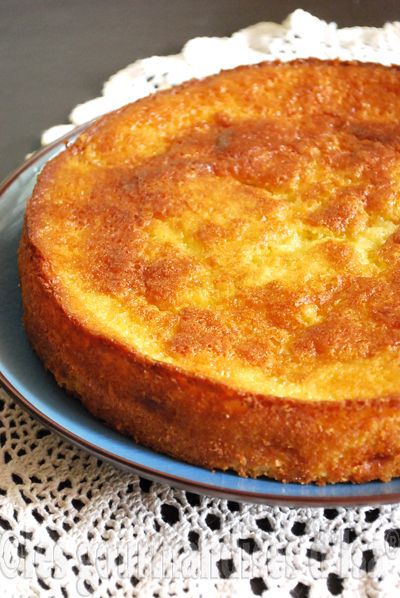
xmin=18 ymin=227 xmax=400 ymax=483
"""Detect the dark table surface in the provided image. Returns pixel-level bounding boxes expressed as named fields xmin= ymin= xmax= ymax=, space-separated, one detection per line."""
xmin=0 ymin=0 xmax=398 ymax=181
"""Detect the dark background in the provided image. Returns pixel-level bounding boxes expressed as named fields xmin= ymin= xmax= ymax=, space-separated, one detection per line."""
xmin=0 ymin=0 xmax=398 ymax=180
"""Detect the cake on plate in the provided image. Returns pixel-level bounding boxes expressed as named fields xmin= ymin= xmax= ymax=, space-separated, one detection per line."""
xmin=19 ymin=59 xmax=400 ymax=484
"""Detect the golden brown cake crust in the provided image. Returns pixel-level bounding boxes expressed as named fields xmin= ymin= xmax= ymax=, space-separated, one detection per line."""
xmin=19 ymin=59 xmax=400 ymax=483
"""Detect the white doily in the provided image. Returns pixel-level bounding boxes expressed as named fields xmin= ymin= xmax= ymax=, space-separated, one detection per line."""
xmin=3 ymin=10 xmax=400 ymax=597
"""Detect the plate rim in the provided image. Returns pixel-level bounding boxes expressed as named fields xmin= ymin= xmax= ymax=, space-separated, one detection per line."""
xmin=1 ymin=129 xmax=400 ymax=507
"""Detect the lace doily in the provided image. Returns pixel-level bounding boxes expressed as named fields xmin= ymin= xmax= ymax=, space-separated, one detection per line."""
xmin=3 ymin=10 xmax=400 ymax=597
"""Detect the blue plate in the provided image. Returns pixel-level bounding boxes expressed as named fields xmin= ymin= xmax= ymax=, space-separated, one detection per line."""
xmin=1 ymin=132 xmax=399 ymax=506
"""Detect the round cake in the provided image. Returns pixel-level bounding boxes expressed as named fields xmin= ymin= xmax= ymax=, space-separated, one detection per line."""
xmin=19 ymin=59 xmax=400 ymax=484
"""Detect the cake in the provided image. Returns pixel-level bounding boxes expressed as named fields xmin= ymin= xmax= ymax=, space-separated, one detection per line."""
xmin=19 ymin=59 xmax=400 ymax=484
